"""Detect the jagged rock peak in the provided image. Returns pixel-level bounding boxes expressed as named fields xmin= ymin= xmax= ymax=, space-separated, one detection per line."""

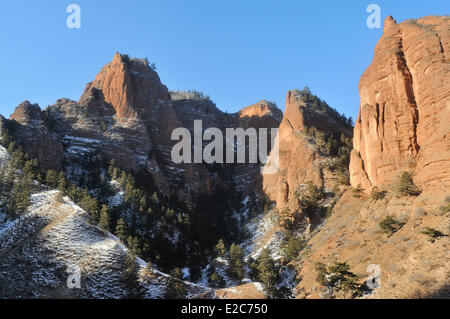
xmin=384 ymin=15 xmax=398 ymax=31
xmin=10 ymin=101 xmax=42 ymax=124
xmin=79 ymin=52 xmax=169 ymax=119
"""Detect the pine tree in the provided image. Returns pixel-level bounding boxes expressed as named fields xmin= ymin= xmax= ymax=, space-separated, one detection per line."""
xmin=228 ymin=244 xmax=245 ymax=280
xmin=108 ymin=159 xmax=116 ymax=177
xmin=115 ymin=218 xmax=129 ymax=242
xmin=98 ymin=204 xmax=110 ymax=230
xmin=370 ymin=187 xmax=386 ymax=201
xmin=164 ymin=280 xmax=187 ymax=299
xmin=326 ymin=262 xmax=360 ymax=299
xmin=352 ymin=184 xmax=364 ymax=198
xmin=282 ymin=233 xmax=305 ymax=263
xmin=298 ymin=181 xmax=324 ymax=219
xmin=127 ymin=236 xmax=141 ymax=256
xmin=122 ymin=252 xmax=142 ymax=298
xmin=23 ymin=160 xmax=35 ymax=177
xmin=397 ymin=171 xmax=421 ymax=196
xmin=214 ymin=239 xmax=227 ymax=258
xmin=57 ymin=172 xmax=67 ymax=193
xmin=139 ymin=194 xmax=148 ymax=213
xmin=170 ymin=268 xmax=184 ymax=280
xmin=208 ymin=266 xmax=225 ymax=288
xmin=0 ymin=167 xmax=5 ymax=188
xmin=8 ymin=182 xmax=31 ymax=215
xmin=256 ymin=249 xmax=279 ymax=297
xmin=151 ymin=192 xmax=158 ymax=203
xmin=379 ymin=215 xmax=402 ymax=235
xmin=79 ymin=190 xmax=99 ymax=222
xmin=67 ymin=184 xmax=79 ymax=202
xmin=45 ymin=170 xmax=59 ymax=188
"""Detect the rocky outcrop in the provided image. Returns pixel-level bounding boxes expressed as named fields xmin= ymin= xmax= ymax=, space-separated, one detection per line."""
xmin=350 ymin=16 xmax=450 ymax=191
xmin=80 ymin=53 xmax=169 ymax=119
xmin=263 ymin=90 xmax=352 ymax=210
xmin=45 ymin=97 xmax=154 ymax=173
xmin=284 ymin=91 xmax=352 ymax=135
xmin=237 ymin=100 xmax=283 ymax=129
xmin=9 ymin=101 xmax=64 ymax=171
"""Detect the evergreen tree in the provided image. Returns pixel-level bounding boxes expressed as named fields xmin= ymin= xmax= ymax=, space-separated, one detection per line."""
xmin=127 ymin=236 xmax=141 ymax=256
xmin=8 ymin=182 xmax=31 ymax=215
xmin=214 ymin=239 xmax=227 ymax=258
xmin=79 ymin=189 xmax=99 ymax=222
xmin=121 ymin=252 xmax=142 ymax=298
xmin=379 ymin=215 xmax=402 ymax=235
xmin=115 ymin=218 xmax=129 ymax=242
xmin=57 ymin=172 xmax=67 ymax=193
xmin=352 ymin=184 xmax=364 ymax=198
xmin=256 ymin=249 xmax=279 ymax=297
xmin=23 ymin=160 xmax=38 ymax=179
xmin=228 ymin=244 xmax=245 ymax=280
xmin=298 ymin=181 xmax=324 ymax=219
xmin=98 ymin=204 xmax=110 ymax=230
xmin=370 ymin=187 xmax=386 ymax=201
xmin=282 ymin=233 xmax=305 ymax=264
xmin=247 ymin=257 xmax=259 ymax=281
xmin=164 ymin=280 xmax=187 ymax=299
xmin=170 ymin=268 xmax=184 ymax=280
xmin=139 ymin=194 xmax=148 ymax=213
xmin=207 ymin=266 xmax=225 ymax=288
xmin=326 ymin=262 xmax=360 ymax=299
xmin=397 ymin=171 xmax=421 ymax=196
xmin=151 ymin=192 xmax=159 ymax=203
xmin=45 ymin=170 xmax=59 ymax=188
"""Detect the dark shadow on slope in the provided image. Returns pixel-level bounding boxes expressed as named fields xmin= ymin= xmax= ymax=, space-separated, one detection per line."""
xmin=422 ymin=284 xmax=450 ymax=299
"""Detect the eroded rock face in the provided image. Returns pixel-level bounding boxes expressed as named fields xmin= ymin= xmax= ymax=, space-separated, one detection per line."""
xmin=237 ymin=100 xmax=283 ymax=129
xmin=263 ymin=90 xmax=352 ymax=210
xmin=80 ymin=53 xmax=169 ymax=119
xmin=9 ymin=101 xmax=64 ymax=171
xmin=350 ymin=16 xmax=450 ymax=191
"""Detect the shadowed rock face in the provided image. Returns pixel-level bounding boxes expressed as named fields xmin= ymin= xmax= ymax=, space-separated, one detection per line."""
xmin=350 ymin=16 xmax=450 ymax=191
xmin=9 ymin=101 xmax=64 ymax=171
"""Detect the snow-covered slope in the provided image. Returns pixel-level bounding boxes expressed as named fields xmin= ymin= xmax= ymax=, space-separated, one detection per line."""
xmin=0 ymin=190 xmax=214 ymax=298
xmin=0 ymin=145 xmax=10 ymax=167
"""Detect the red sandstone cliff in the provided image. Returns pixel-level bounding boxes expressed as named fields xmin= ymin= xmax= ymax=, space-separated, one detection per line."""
xmin=350 ymin=16 xmax=450 ymax=191
xmin=263 ymin=89 xmax=352 ymax=211
xmin=80 ymin=52 xmax=169 ymax=119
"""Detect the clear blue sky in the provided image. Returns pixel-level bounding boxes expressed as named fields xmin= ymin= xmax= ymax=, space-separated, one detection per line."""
xmin=0 ymin=1 xmax=447 ymax=120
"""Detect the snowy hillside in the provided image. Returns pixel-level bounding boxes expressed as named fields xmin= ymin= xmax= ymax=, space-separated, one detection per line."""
xmin=0 ymin=190 xmax=214 ymax=298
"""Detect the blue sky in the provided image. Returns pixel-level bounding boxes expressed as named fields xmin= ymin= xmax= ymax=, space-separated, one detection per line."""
xmin=0 ymin=1 xmax=447 ymax=120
